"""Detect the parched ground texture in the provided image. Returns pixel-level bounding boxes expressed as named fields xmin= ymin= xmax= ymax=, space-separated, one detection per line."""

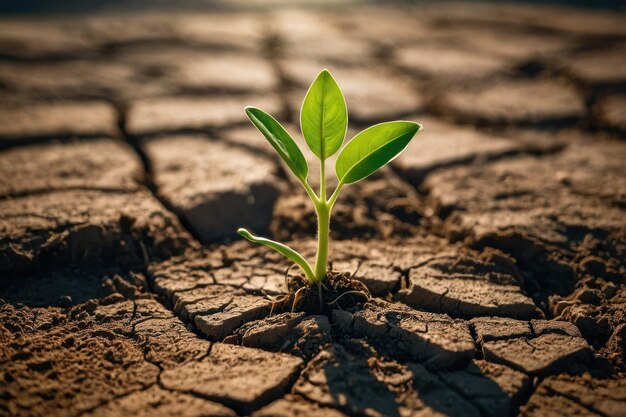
xmin=1 ymin=3 xmax=626 ymax=417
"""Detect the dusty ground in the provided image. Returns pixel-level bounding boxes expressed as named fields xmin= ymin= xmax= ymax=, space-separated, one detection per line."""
xmin=1 ymin=2 xmax=625 ymax=417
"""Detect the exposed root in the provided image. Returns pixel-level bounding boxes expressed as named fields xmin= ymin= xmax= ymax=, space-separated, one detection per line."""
xmin=327 ymin=290 xmax=370 ymax=308
xmin=270 ymin=270 xmax=371 ymax=315
xmin=267 ymin=293 xmax=289 ymax=316
xmin=291 ymin=286 xmax=307 ymax=313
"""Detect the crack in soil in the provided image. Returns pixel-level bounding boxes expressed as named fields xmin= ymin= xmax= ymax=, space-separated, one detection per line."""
xmin=113 ymin=99 xmax=211 ymax=250
xmin=542 ymin=384 xmax=610 ymax=417
xmin=1 ymin=7 xmax=625 ymax=417
xmin=76 ymin=382 xmax=160 ymax=417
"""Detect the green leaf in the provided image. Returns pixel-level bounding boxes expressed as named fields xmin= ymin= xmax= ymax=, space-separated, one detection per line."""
xmin=335 ymin=121 xmax=421 ymax=184
xmin=245 ymin=106 xmax=308 ymax=183
xmin=237 ymin=228 xmax=315 ymax=283
xmin=300 ymin=69 xmax=347 ymax=161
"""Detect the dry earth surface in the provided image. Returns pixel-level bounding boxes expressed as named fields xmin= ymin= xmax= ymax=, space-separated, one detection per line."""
xmin=0 ymin=3 xmax=625 ymax=417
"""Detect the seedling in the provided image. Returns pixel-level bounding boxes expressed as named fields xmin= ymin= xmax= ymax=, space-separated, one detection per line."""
xmin=238 ymin=69 xmax=421 ymax=306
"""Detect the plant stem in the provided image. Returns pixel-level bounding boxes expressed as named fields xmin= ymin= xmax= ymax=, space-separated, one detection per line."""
xmin=313 ymin=201 xmax=330 ymax=281
xmin=302 ymin=180 xmax=319 ymax=204
xmin=328 ymin=182 xmax=344 ymax=208
xmin=314 ymin=156 xmax=329 ymax=282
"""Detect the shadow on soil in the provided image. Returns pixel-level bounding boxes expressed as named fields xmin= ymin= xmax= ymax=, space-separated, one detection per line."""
xmin=321 ymin=341 xmax=519 ymax=417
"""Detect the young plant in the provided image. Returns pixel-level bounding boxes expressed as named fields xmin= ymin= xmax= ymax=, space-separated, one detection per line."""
xmin=238 ymin=69 xmax=421 ymax=289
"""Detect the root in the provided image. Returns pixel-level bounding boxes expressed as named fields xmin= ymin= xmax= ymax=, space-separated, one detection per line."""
xmin=327 ymin=290 xmax=370 ymax=307
xmin=349 ymin=278 xmax=370 ymax=296
xmin=268 ymin=293 xmax=289 ymax=316
xmin=284 ymin=263 xmax=299 ymax=286
xmin=269 ymin=270 xmax=370 ymax=315
xmin=291 ymin=286 xmax=307 ymax=313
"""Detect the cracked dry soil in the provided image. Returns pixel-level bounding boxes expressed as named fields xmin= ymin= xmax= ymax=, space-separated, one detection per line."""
xmin=1 ymin=2 xmax=626 ymax=417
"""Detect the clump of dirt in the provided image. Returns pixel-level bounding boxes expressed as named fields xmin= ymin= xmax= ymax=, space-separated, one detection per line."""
xmin=274 ymin=271 xmax=370 ymax=316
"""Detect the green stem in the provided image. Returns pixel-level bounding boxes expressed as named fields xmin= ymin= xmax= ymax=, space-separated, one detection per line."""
xmin=328 ymin=182 xmax=344 ymax=209
xmin=313 ymin=157 xmax=329 ymax=282
xmin=313 ymin=201 xmax=330 ymax=282
xmin=301 ymin=180 xmax=319 ymax=204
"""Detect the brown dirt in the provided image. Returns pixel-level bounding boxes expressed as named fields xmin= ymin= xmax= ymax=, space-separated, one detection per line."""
xmin=1 ymin=3 xmax=625 ymax=417
xmin=281 ymin=271 xmax=371 ymax=316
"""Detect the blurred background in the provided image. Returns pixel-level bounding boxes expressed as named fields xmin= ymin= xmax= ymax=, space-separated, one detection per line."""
xmin=1 ymin=0 xmax=625 ymax=14
xmin=0 ymin=0 xmax=624 ymax=144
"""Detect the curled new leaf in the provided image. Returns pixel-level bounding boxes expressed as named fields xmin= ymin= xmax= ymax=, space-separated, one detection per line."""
xmin=245 ymin=106 xmax=309 ymax=183
xmin=300 ymin=69 xmax=347 ymax=161
xmin=335 ymin=121 xmax=421 ymax=184
xmin=237 ymin=228 xmax=315 ymax=283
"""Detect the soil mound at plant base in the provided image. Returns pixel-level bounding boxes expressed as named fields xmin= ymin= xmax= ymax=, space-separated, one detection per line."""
xmin=283 ymin=271 xmax=371 ymax=316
